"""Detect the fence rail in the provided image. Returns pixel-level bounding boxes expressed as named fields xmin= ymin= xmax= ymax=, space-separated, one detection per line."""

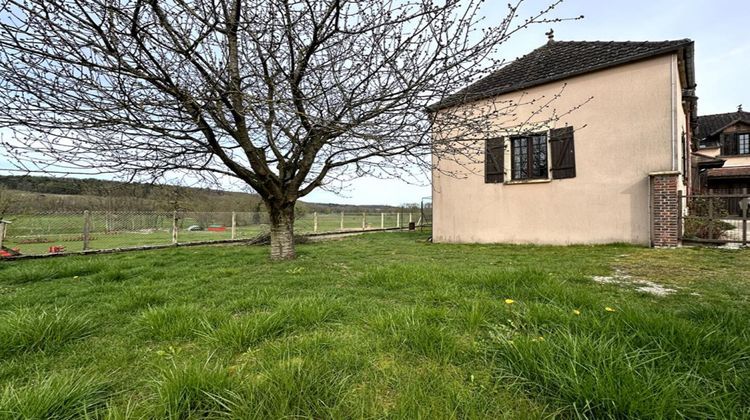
xmin=0 ymin=210 xmax=429 ymax=256
xmin=679 ymin=194 xmax=749 ymax=245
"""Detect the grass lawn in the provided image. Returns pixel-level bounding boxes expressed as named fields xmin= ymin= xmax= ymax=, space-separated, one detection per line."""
xmin=0 ymin=232 xmax=748 ymax=418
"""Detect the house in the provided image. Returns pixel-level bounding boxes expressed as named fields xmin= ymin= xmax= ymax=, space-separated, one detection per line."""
xmin=429 ymin=36 xmax=696 ymax=247
xmin=693 ymin=108 xmax=750 ymax=195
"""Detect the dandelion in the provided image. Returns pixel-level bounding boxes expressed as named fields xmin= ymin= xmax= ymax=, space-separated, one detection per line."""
xmin=605 ymin=307 xmax=616 ymax=312
xmin=504 ymin=299 xmax=515 ymax=304
xmin=573 ymin=309 xmax=581 ymax=316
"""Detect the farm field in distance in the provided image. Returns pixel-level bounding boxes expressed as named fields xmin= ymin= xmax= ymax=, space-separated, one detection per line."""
xmin=0 ymin=232 xmax=748 ymax=418
xmin=1 ymin=212 xmax=410 ymax=255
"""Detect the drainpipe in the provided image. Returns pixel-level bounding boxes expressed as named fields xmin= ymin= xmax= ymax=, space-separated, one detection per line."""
xmin=669 ymin=54 xmax=677 ymax=171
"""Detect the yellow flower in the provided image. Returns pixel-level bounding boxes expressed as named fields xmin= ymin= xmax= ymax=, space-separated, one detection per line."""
xmin=504 ymin=299 xmax=515 ymax=304
xmin=538 ymin=336 xmax=545 ymax=341
xmin=73 ymin=276 xmax=79 ymax=279
xmin=605 ymin=307 xmax=616 ymax=312
xmin=572 ymin=309 xmax=581 ymax=316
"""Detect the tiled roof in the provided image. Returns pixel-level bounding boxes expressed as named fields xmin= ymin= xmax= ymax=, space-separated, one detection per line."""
xmin=429 ymin=39 xmax=694 ymax=111
xmin=696 ymin=111 xmax=750 ymax=140
xmin=707 ymin=166 xmax=750 ymax=179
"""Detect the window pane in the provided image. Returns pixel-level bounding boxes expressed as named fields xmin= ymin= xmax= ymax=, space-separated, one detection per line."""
xmin=740 ymin=134 xmax=750 ymax=154
xmin=512 ymin=137 xmax=528 ymax=179
xmin=531 ymin=135 xmax=548 ymax=178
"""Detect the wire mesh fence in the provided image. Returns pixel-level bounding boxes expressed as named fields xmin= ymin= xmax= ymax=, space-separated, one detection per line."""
xmin=0 ymin=210 xmax=425 ymax=256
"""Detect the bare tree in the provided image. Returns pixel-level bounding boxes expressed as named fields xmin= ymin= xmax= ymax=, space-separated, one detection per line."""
xmin=0 ymin=0 xmax=577 ymax=259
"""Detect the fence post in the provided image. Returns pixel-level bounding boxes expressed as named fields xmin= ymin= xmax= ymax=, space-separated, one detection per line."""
xmin=409 ymin=212 xmax=413 ymax=224
xmin=82 ymin=210 xmax=91 ymax=251
xmin=381 ymin=213 xmax=384 ymax=229
xmin=362 ymin=212 xmax=366 ymax=230
xmin=172 ymin=211 xmax=178 ymax=245
xmin=231 ymin=211 xmax=236 ymax=240
xmin=313 ymin=212 xmax=318 ymax=233
xmin=677 ymin=191 xmax=683 ymax=242
xmin=742 ymin=210 xmax=747 ymax=246
xmin=396 ymin=212 xmax=400 ymax=228
xmin=708 ymin=198 xmax=714 ymax=241
xmin=340 ymin=211 xmax=344 ymax=230
xmin=0 ymin=222 xmax=5 ymax=249
xmin=742 ymin=202 xmax=748 ymax=247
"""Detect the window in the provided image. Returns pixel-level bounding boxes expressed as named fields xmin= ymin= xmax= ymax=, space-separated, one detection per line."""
xmin=740 ymin=133 xmax=750 ymax=155
xmin=483 ymin=129 xmax=576 ymax=184
xmin=722 ymin=132 xmax=750 ymax=155
xmin=511 ymin=134 xmax=548 ymax=180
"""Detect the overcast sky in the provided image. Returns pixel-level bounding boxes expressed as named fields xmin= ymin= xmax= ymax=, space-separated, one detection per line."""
xmin=2 ymin=0 xmax=748 ymax=206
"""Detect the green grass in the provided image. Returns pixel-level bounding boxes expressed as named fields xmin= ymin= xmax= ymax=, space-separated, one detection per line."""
xmin=0 ymin=307 xmax=95 ymax=357
xmin=0 ymin=232 xmax=748 ymax=418
xmin=0 ymin=371 xmax=110 ymax=419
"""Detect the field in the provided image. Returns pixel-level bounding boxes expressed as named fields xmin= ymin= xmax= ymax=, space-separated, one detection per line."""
xmin=0 ymin=232 xmax=748 ymax=418
xmin=1 ymin=211 xmax=412 ymax=255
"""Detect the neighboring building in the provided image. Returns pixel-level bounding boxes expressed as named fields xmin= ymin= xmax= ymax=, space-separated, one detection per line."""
xmin=430 ymin=36 xmax=696 ymax=246
xmin=693 ymin=108 xmax=750 ymax=195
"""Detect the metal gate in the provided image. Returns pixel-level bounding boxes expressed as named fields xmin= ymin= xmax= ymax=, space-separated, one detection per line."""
xmin=679 ymin=193 xmax=749 ymax=245
xmin=418 ymin=196 xmax=432 ymax=230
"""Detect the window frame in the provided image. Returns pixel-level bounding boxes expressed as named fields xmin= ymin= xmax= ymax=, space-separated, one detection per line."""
xmin=738 ymin=133 xmax=750 ymax=155
xmin=510 ymin=133 xmax=549 ymax=181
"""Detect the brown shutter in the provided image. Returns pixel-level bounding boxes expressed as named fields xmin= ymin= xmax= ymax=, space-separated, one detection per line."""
xmin=721 ymin=133 xmax=738 ymax=155
xmin=485 ymin=137 xmax=505 ymax=183
xmin=550 ymin=126 xmax=576 ymax=179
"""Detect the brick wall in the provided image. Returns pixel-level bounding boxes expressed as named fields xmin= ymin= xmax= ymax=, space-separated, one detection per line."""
xmin=650 ymin=172 xmax=680 ymax=247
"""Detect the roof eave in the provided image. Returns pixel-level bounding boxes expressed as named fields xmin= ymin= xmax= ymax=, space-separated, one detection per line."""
xmin=429 ymin=39 xmax=693 ymax=112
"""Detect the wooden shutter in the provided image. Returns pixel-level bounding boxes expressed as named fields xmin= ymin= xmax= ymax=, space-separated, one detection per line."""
xmin=721 ymin=133 xmax=738 ymax=155
xmin=485 ymin=137 xmax=505 ymax=183
xmin=550 ymin=126 xmax=576 ymax=179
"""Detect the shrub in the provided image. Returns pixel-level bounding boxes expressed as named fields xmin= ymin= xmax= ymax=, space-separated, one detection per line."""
xmin=683 ymin=198 xmax=736 ymax=240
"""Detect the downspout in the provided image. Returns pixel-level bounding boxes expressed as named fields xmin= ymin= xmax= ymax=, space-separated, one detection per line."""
xmin=670 ymin=54 xmax=677 ymax=171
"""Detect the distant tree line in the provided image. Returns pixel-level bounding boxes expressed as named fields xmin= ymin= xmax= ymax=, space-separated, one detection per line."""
xmin=0 ymin=176 xmax=414 ymax=215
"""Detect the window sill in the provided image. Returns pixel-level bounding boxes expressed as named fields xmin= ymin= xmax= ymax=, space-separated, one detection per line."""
xmin=504 ymin=178 xmax=552 ymax=185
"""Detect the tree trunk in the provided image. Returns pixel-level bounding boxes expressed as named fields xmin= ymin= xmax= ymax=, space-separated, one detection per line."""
xmin=268 ymin=203 xmax=296 ymax=260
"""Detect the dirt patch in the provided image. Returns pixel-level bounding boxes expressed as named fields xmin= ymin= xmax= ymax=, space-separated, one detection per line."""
xmin=592 ymin=269 xmax=677 ymax=297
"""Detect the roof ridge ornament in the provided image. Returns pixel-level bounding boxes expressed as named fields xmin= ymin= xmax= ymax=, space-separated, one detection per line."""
xmin=545 ymin=29 xmax=554 ymax=44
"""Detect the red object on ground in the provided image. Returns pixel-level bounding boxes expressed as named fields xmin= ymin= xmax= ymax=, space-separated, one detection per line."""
xmin=0 ymin=247 xmax=21 ymax=257
xmin=207 ymin=226 xmax=226 ymax=232
xmin=48 ymin=245 xmax=66 ymax=253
